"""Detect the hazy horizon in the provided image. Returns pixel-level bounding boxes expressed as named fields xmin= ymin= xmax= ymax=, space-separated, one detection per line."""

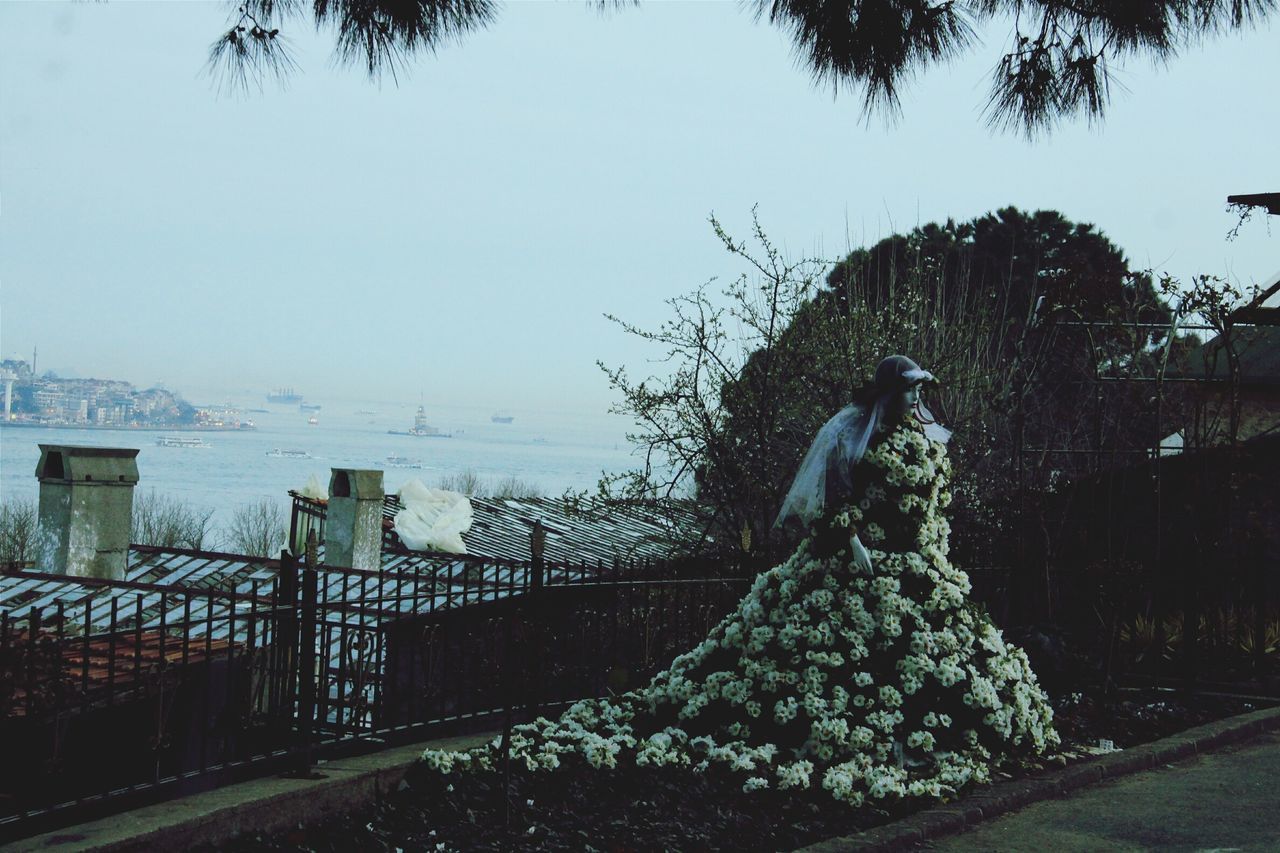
xmin=2 ymin=1 xmax=1276 ymax=416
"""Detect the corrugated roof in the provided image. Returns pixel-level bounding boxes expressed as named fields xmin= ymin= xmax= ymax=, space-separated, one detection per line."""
xmin=377 ymin=494 xmax=709 ymax=563
xmin=1166 ymin=273 xmax=1280 ymax=388
xmin=0 ymin=543 xmax=606 ymax=729
xmin=1166 ymin=325 xmax=1280 ymax=387
xmin=3 ymin=493 xmax=708 ymax=730
xmin=2 ymin=553 xmax=534 ymax=637
xmin=4 ymin=628 xmax=235 ymax=718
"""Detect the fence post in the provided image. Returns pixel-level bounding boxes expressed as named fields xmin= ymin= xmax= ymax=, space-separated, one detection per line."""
xmin=288 ymin=495 xmax=300 ymax=559
xmin=499 ymin=520 xmax=548 ymax=827
xmin=499 ymin=609 xmax=515 ymax=829
xmin=528 ymin=520 xmax=546 ymax=719
xmin=276 ymin=550 xmax=299 ymax=726
xmin=25 ymin=607 xmax=41 ymax=718
xmin=287 ymin=533 xmax=319 ymax=777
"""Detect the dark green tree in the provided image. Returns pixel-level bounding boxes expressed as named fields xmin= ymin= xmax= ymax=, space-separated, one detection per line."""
xmin=209 ymin=1 xmax=1274 ymax=133
xmin=697 ymin=208 xmax=1177 ymax=565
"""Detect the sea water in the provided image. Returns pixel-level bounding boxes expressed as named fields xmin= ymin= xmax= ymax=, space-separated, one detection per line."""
xmin=0 ymin=398 xmax=640 ymax=537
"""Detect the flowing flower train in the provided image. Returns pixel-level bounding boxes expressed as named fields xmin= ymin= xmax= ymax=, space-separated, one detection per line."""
xmin=422 ymin=419 xmax=1059 ymax=806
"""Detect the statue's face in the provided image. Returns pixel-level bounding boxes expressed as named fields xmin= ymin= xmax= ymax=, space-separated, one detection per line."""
xmin=884 ymin=384 xmax=921 ymax=424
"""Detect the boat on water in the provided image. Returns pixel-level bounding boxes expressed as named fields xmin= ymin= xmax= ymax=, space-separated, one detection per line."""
xmin=267 ymin=388 xmax=304 ymax=405
xmin=388 ymin=405 xmax=449 ymax=438
xmin=355 ymin=409 xmax=377 ymax=415
xmin=307 ymin=415 xmax=319 ymax=425
xmin=491 ymin=412 xmax=514 ymax=424
xmin=266 ymin=448 xmax=311 ymax=458
xmin=386 ymin=455 xmax=426 ymax=468
xmin=155 ymin=436 xmax=211 ymax=448
xmin=299 ymin=403 xmax=321 ymax=412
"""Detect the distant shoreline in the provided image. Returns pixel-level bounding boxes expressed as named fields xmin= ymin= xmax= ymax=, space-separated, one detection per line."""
xmin=0 ymin=422 xmax=251 ymax=433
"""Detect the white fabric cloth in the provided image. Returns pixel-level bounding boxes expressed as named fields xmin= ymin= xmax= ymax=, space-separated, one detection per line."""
xmin=774 ymin=355 xmax=951 ymax=529
xmin=919 ymin=408 xmax=952 ymax=446
xmin=298 ymin=474 xmax=327 ymax=500
xmin=775 ymin=399 xmax=882 ymax=528
xmin=394 ymin=479 xmax=473 ymax=554
xmin=774 ymin=399 xmax=950 ymax=528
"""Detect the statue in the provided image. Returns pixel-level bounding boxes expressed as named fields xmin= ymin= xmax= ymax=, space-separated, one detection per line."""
xmin=422 ymin=355 xmax=1059 ymax=807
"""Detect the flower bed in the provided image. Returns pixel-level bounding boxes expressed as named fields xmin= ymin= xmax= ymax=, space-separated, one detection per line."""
xmin=214 ymin=688 xmax=1271 ymax=853
xmin=207 ymin=418 xmax=1273 ymax=851
xmin=385 ymin=422 xmax=1058 ymax=815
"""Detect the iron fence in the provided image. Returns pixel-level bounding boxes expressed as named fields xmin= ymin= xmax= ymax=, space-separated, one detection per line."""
xmin=0 ymin=571 xmax=296 ymax=839
xmin=0 ymin=550 xmax=748 ymax=842
xmin=373 ymin=568 xmax=748 ymax=740
xmin=961 ymin=556 xmax=1277 ymax=695
xmin=5 ymin=515 xmax=1272 ymax=842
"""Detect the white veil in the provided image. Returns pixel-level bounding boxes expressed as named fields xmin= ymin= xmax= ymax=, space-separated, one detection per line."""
xmin=773 ymin=356 xmax=951 ymax=529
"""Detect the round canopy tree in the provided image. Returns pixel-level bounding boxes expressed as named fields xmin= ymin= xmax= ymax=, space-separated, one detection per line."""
xmin=698 ymin=208 xmax=1173 ymax=563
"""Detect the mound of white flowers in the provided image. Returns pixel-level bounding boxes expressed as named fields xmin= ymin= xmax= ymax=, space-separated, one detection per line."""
xmin=422 ymin=420 xmax=1059 ymax=807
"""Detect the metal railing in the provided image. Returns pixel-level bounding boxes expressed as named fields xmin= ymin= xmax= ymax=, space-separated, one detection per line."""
xmin=0 ymin=572 xmax=296 ymax=838
xmin=8 ymin=487 xmax=1271 ymax=841
xmin=0 ymin=549 xmax=748 ymax=841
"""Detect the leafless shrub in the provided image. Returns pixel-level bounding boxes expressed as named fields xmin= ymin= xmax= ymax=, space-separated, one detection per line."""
xmin=433 ymin=470 xmax=543 ymax=499
xmin=490 ymin=476 xmax=543 ymax=500
xmin=225 ymin=498 xmax=287 ymax=558
xmin=437 ymin=468 xmax=485 ymax=496
xmin=0 ymin=498 xmax=37 ymax=564
xmin=131 ymin=490 xmax=217 ymax=550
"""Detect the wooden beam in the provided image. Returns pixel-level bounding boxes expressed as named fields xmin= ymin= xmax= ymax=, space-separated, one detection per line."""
xmin=1227 ymin=192 xmax=1280 ymax=215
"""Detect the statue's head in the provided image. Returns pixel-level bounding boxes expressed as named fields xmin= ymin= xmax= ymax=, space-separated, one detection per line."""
xmin=874 ymin=355 xmax=935 ymax=424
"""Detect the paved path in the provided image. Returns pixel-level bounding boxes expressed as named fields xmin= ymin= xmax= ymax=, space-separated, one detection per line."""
xmin=919 ymin=730 xmax=1280 ymax=852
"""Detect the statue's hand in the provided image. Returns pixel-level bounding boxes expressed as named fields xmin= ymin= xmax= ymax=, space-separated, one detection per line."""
xmin=850 ymin=535 xmax=873 ymax=574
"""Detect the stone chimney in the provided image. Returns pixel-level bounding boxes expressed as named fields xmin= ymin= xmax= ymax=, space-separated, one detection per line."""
xmin=326 ymin=468 xmax=384 ymax=570
xmin=35 ymin=444 xmax=140 ymax=580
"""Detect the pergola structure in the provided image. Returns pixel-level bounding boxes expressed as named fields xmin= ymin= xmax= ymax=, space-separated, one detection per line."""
xmin=1227 ymin=192 xmax=1280 ymax=216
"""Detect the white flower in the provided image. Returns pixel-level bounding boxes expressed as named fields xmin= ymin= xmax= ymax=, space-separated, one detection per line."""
xmin=407 ymin=418 xmax=1062 ymax=810
xmin=776 ymin=760 xmax=814 ymax=789
xmin=878 ymin=685 xmax=903 ymax=708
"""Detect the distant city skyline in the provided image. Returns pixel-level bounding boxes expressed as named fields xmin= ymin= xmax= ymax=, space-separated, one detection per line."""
xmin=2 ymin=2 xmax=1276 ymax=414
xmin=0 ymin=354 xmax=596 ymax=417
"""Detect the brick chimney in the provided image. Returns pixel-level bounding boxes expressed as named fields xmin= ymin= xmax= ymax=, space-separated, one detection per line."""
xmin=326 ymin=468 xmax=384 ymax=570
xmin=35 ymin=444 xmax=140 ymax=580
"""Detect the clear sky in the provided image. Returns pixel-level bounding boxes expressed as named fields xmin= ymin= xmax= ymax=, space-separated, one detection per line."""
xmin=1 ymin=1 xmax=1276 ymax=413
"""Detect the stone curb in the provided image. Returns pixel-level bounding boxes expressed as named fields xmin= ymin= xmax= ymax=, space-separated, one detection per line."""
xmin=796 ymin=704 xmax=1280 ymax=852
xmin=5 ymin=732 xmax=497 ymax=853
xmin=13 ymin=706 xmax=1280 ymax=853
